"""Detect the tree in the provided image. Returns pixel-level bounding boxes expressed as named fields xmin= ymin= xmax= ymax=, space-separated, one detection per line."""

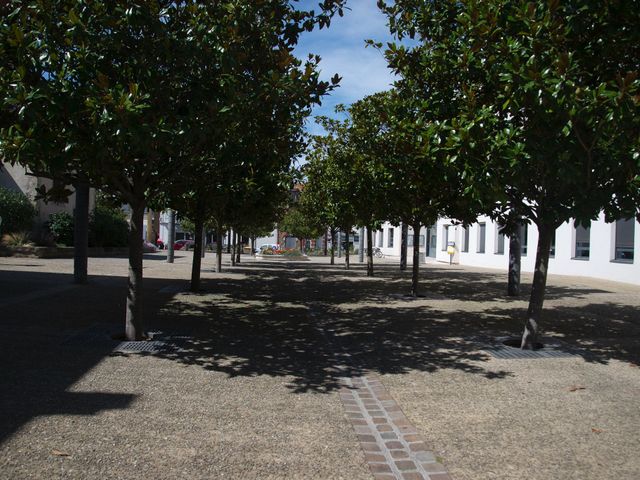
xmin=379 ymin=1 xmax=640 ymax=346
xmin=380 ymin=88 xmax=478 ymax=297
xmin=1 ymin=0 xmax=346 ymax=340
xmin=344 ymin=94 xmax=391 ymax=276
xmin=279 ymin=205 xmax=323 ymax=253
xmin=301 ymin=122 xmax=357 ymax=267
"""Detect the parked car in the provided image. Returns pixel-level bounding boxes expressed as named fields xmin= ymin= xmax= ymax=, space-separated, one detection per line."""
xmin=143 ymin=241 xmax=158 ymax=253
xmin=174 ymin=239 xmax=195 ymax=250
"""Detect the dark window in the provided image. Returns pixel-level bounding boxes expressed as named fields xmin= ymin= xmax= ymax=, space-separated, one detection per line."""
xmin=462 ymin=226 xmax=470 ymax=252
xmin=495 ymin=226 xmax=505 ymax=254
xmin=388 ymin=228 xmax=394 ymax=248
xmin=477 ymin=223 xmax=486 ymax=253
xmin=442 ymin=225 xmax=449 ymax=251
xmin=574 ymin=224 xmax=590 ymax=259
xmin=521 ymin=224 xmax=528 ymax=256
xmin=614 ymin=218 xmax=635 ymax=262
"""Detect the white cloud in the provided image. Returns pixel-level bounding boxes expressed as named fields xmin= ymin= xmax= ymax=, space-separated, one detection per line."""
xmin=294 ymin=0 xmax=398 ymax=126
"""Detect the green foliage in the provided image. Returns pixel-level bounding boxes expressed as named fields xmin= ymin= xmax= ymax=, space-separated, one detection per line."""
xmin=48 ymin=211 xmax=74 ymax=246
xmin=0 ymin=186 xmax=37 ymax=233
xmin=282 ymin=248 xmax=304 ymax=257
xmin=178 ymin=217 xmax=196 ymax=235
xmin=89 ymin=205 xmax=128 ymax=248
xmin=279 ymin=206 xmax=323 ymax=241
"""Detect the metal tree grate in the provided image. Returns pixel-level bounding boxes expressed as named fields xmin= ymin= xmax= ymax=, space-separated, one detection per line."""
xmin=483 ymin=346 xmax=578 ymax=359
xmin=113 ymin=340 xmax=174 ymax=353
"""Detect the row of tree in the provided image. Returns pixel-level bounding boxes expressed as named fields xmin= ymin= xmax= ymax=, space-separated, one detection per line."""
xmin=299 ymin=1 xmax=639 ymax=348
xmin=0 ymin=0 xmax=347 ymax=340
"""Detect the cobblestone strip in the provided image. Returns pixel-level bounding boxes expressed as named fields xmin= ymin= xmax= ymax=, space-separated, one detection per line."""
xmin=309 ymin=304 xmax=452 ymax=480
xmin=339 ymin=375 xmax=451 ymax=480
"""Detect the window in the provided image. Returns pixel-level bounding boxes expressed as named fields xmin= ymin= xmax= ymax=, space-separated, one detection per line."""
xmin=461 ymin=226 xmax=470 ymax=252
xmin=407 ymin=235 xmax=425 ymax=247
xmin=614 ymin=218 xmax=635 ymax=262
xmin=477 ymin=223 xmax=486 ymax=253
xmin=549 ymin=231 xmax=556 ymax=258
xmin=521 ymin=224 xmax=528 ymax=256
xmin=442 ymin=225 xmax=449 ymax=251
xmin=495 ymin=226 xmax=505 ymax=254
xmin=377 ymin=230 xmax=383 ymax=248
xmin=387 ymin=228 xmax=394 ymax=248
xmin=574 ymin=223 xmax=590 ymax=259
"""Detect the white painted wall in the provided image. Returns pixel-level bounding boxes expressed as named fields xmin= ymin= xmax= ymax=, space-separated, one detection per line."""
xmin=435 ymin=214 xmax=640 ymax=286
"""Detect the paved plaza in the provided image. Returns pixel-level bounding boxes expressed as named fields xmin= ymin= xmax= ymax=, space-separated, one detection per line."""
xmin=0 ymin=252 xmax=638 ymax=479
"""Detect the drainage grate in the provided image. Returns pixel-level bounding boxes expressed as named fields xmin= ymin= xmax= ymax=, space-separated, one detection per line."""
xmin=113 ymin=340 xmax=173 ymax=353
xmin=483 ymin=346 xmax=577 ymax=359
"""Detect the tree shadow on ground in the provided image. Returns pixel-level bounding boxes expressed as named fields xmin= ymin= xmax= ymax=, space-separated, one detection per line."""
xmin=0 ymin=269 xmax=175 ymax=445
xmin=130 ymin=260 xmax=637 ymax=396
xmin=2 ymin=260 xmax=636 ymax=446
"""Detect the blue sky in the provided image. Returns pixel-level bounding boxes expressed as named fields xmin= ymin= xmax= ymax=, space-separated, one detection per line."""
xmin=294 ymin=1 xmax=399 ymax=136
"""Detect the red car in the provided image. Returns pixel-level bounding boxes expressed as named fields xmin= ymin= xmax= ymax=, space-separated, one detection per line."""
xmin=173 ymin=239 xmax=195 ymax=250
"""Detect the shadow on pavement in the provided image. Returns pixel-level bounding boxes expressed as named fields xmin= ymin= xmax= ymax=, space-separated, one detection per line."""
xmin=1 ymin=259 xmax=637 ymax=445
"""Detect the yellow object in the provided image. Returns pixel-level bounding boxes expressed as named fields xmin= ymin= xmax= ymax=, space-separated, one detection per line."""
xmin=447 ymin=246 xmax=455 ymax=255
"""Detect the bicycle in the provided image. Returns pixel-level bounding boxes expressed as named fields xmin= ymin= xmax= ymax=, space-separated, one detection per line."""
xmin=367 ymin=247 xmax=384 ymax=258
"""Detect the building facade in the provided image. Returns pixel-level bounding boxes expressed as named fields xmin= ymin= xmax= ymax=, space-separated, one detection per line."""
xmin=374 ymin=214 xmax=639 ymax=286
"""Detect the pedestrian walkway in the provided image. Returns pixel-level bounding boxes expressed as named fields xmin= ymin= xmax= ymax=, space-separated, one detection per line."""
xmin=340 ymin=375 xmax=450 ymax=480
xmin=0 ymin=253 xmax=638 ymax=479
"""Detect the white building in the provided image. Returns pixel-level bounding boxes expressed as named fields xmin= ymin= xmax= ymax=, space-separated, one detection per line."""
xmin=1 ymin=163 xmax=95 ymax=232
xmin=373 ymin=214 xmax=639 ymax=286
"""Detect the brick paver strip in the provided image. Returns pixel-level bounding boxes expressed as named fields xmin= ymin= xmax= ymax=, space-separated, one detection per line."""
xmin=338 ymin=374 xmax=450 ymax=480
xmin=310 ymin=305 xmax=451 ymax=480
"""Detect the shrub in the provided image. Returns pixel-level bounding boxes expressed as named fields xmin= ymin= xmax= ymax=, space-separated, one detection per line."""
xmin=0 ymin=186 xmax=37 ymax=233
xmin=89 ymin=205 xmax=129 ymax=247
xmin=1 ymin=231 xmax=33 ymax=247
xmin=48 ymin=211 xmax=74 ymax=246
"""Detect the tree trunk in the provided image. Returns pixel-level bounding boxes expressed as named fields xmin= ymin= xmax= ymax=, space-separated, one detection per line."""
xmin=344 ymin=230 xmax=350 ymax=270
xmin=235 ymin=235 xmax=241 ymax=264
xmin=330 ymin=228 xmax=336 ymax=265
xmin=411 ymin=222 xmax=421 ymax=297
xmin=72 ymin=180 xmax=89 ymax=284
xmin=366 ymin=226 xmax=374 ymax=277
xmin=358 ymin=227 xmax=364 ymax=263
xmin=230 ymin=231 xmax=236 ymax=266
xmin=226 ymin=229 xmax=232 ymax=253
xmin=190 ymin=217 xmax=204 ymax=292
xmin=337 ymin=230 xmax=342 ymax=258
xmin=251 ymin=236 xmax=256 ymax=255
xmin=400 ymin=223 xmax=408 ymax=271
xmin=145 ymin=209 xmax=154 ymax=242
xmin=215 ymin=229 xmax=223 ymax=272
xmin=166 ymin=209 xmax=176 ymax=263
xmin=125 ymin=202 xmax=145 ymax=340
xmin=521 ymin=223 xmax=554 ymax=349
xmin=324 ymin=230 xmax=328 ymax=256
xmin=508 ymin=228 xmax=522 ymax=296
xmin=201 ymin=227 xmax=206 ymax=258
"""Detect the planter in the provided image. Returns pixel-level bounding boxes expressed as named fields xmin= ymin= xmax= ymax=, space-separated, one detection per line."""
xmin=0 ymin=245 xmax=129 ymax=258
xmin=255 ymin=254 xmax=310 ymax=261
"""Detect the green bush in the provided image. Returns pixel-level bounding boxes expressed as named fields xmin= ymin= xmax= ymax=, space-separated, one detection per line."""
xmin=48 ymin=211 xmax=74 ymax=246
xmin=89 ymin=205 xmax=129 ymax=247
xmin=0 ymin=186 xmax=37 ymax=233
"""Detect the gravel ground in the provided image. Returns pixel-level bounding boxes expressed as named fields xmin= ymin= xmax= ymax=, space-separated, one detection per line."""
xmin=0 ymin=252 xmax=638 ymax=479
